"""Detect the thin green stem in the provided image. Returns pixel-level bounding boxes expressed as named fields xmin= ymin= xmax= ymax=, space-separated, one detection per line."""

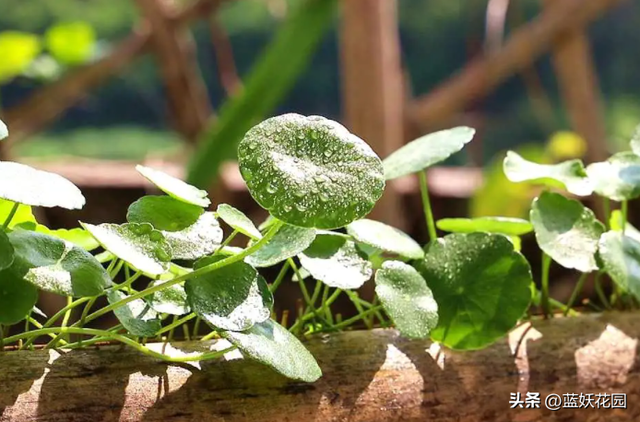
xmin=346 ymin=291 xmax=372 ymax=329
xmin=2 ymin=202 xmax=19 ymax=229
xmin=331 ymin=306 xmax=383 ymax=330
xmin=213 ymin=230 xmax=238 ymax=256
xmin=269 ymin=260 xmax=291 ymax=293
xmin=192 ymin=316 xmax=202 ymax=339
xmin=594 ymin=272 xmax=611 ymax=309
xmin=22 ymin=297 xmax=90 ymax=349
xmin=622 ymin=200 xmax=629 ymax=234
xmin=564 ymin=272 xmax=589 ymax=316
xmin=541 ymin=253 xmax=552 ymax=318
xmin=418 ymin=171 xmax=437 ymax=242
xmin=45 ymin=296 xmax=74 ymax=348
xmin=603 ymin=198 xmax=611 ymax=229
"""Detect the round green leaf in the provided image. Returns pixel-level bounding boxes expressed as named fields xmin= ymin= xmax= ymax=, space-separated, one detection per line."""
xmin=162 ymin=212 xmax=223 ymax=260
xmin=0 ymin=269 xmax=37 ymax=325
xmin=375 ymin=261 xmax=438 ymax=339
xmin=185 ymin=259 xmax=271 ymax=331
xmin=216 ymin=204 xmax=262 ymax=240
xmin=0 ymin=230 xmax=15 ymax=270
xmin=127 ymin=196 xmax=203 ymax=232
xmin=136 ymin=165 xmax=211 ymax=208
xmin=44 ymin=21 xmax=96 ymax=65
xmin=149 ymin=280 xmax=190 ymax=315
xmin=436 ymin=217 xmax=533 ymax=236
xmin=222 ymin=318 xmax=322 ymax=382
xmin=8 ymin=229 xmax=112 ymax=297
xmin=245 ymin=223 xmax=316 ymax=268
xmin=108 ymin=290 xmax=161 ymax=337
xmin=0 ymin=119 xmax=7 ymax=140
xmin=383 ymin=126 xmax=475 ymax=180
xmin=346 ymin=219 xmax=424 ymax=259
xmin=0 ymin=161 xmax=85 ymax=209
xmin=419 ymin=233 xmax=532 ymax=350
xmin=586 ymin=152 xmax=640 ymax=201
xmin=0 ymin=199 xmax=36 ymax=228
xmin=299 ymin=233 xmax=372 ymax=289
xmin=598 ymin=231 xmax=640 ymax=300
xmin=503 ymin=151 xmax=593 ymax=196
xmin=530 ymin=192 xmax=604 ymax=272
xmin=238 ymin=114 xmax=385 ymax=229
xmin=81 ymin=222 xmax=171 ymax=276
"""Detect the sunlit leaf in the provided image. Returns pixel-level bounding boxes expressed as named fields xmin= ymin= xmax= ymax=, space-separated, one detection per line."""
xmin=216 ymin=203 xmax=262 ymax=240
xmin=162 ymin=212 xmax=223 ymax=260
xmin=245 ymin=223 xmax=316 ymax=268
xmin=44 ymin=21 xmax=96 ymax=65
xmin=127 ymin=195 xmax=203 ymax=232
xmin=148 ymin=280 xmax=190 ymax=316
xmin=108 ymin=290 xmax=161 ymax=337
xmin=436 ymin=217 xmax=533 ymax=236
xmin=33 ymin=225 xmax=99 ymax=251
xmin=346 ymin=219 xmax=423 ymax=259
xmin=0 ymin=269 xmax=37 ymax=325
xmin=136 ymin=165 xmax=211 ymax=208
xmin=598 ymin=231 xmax=640 ymax=300
xmin=609 ymin=210 xmax=640 ymax=243
xmin=0 ymin=199 xmax=36 ymax=228
xmin=586 ymin=152 xmax=640 ymax=201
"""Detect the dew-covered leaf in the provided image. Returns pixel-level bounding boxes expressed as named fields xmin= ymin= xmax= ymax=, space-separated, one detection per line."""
xmin=246 ymin=223 xmax=316 ymax=268
xmin=530 ymin=192 xmax=603 ymax=272
xmin=503 ymin=151 xmax=593 ymax=196
xmin=186 ymin=258 xmax=272 ymax=331
xmin=375 ymin=261 xmax=438 ymax=339
xmin=598 ymin=231 xmax=640 ymax=300
xmin=299 ymin=233 xmax=372 ymax=289
xmin=0 ymin=230 xmax=15 ymax=270
xmin=346 ymin=219 xmax=424 ymax=259
xmin=8 ymin=229 xmax=112 ymax=297
xmin=418 ymin=233 xmax=532 ymax=350
xmin=136 ymin=165 xmax=211 ymax=207
xmin=436 ymin=216 xmax=533 ymax=236
xmin=223 ymin=318 xmax=322 ymax=382
xmin=0 ymin=199 xmax=35 ymax=228
xmin=216 ymin=203 xmax=262 ymax=240
xmin=108 ymin=290 xmax=162 ymax=337
xmin=148 ymin=280 xmax=190 ymax=315
xmin=0 ymin=269 xmax=37 ymax=325
xmin=81 ymin=222 xmax=171 ymax=276
xmin=0 ymin=119 xmax=7 ymax=140
xmin=586 ymin=152 xmax=640 ymax=201
xmin=161 ymin=212 xmax=223 ymax=260
xmin=238 ymin=114 xmax=385 ymax=229
xmin=0 ymin=161 xmax=85 ymax=209
xmin=383 ymin=127 xmax=475 ymax=180
xmin=127 ymin=195 xmax=203 ymax=232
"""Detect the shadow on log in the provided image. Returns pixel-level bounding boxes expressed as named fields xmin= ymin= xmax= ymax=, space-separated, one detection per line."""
xmin=2 ymin=312 xmax=640 ymax=421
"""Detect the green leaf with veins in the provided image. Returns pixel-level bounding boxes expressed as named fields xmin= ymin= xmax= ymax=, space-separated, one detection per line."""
xmin=346 ymin=219 xmax=424 ymax=259
xmin=0 ymin=161 xmax=85 ymax=209
xmin=530 ymin=192 xmax=603 ymax=272
xmin=127 ymin=195 xmax=203 ymax=232
xmin=186 ymin=257 xmax=271 ymax=331
xmin=299 ymin=233 xmax=372 ymax=289
xmin=436 ymin=217 xmax=533 ymax=236
xmin=503 ymin=151 xmax=593 ymax=196
xmin=81 ymin=222 xmax=171 ymax=276
xmin=108 ymin=290 xmax=162 ymax=337
xmin=598 ymin=231 xmax=640 ymax=300
xmin=148 ymin=279 xmax=190 ymax=316
xmin=418 ymin=233 xmax=532 ymax=350
xmin=136 ymin=165 xmax=211 ymax=207
xmin=375 ymin=261 xmax=438 ymax=339
xmin=383 ymin=126 xmax=475 ymax=180
xmin=216 ymin=203 xmax=262 ymax=239
xmin=8 ymin=229 xmax=111 ymax=297
xmin=222 ymin=318 xmax=322 ymax=382
xmin=238 ymin=114 xmax=385 ymax=229
xmin=161 ymin=212 xmax=223 ymax=260
xmin=246 ymin=223 xmax=316 ymax=268
xmin=586 ymin=152 xmax=640 ymax=201
xmin=0 ymin=269 xmax=37 ymax=324
xmin=0 ymin=230 xmax=15 ymax=270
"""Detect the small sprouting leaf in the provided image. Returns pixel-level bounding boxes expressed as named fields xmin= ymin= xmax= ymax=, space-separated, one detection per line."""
xmin=0 ymin=161 xmax=85 ymax=209
xmin=609 ymin=210 xmax=640 ymax=243
xmin=238 ymin=114 xmax=385 ymax=229
xmin=346 ymin=219 xmax=424 ymax=259
xmin=0 ymin=231 xmax=15 ymax=270
xmin=127 ymin=196 xmax=203 ymax=232
xmin=8 ymin=229 xmax=112 ymax=297
xmin=503 ymin=151 xmax=593 ymax=196
xmin=148 ymin=280 xmax=190 ymax=316
xmin=0 ymin=119 xmax=7 ymax=140
xmin=299 ymin=233 xmax=372 ymax=289
xmin=630 ymin=124 xmax=640 ymax=156
xmin=0 ymin=269 xmax=37 ymax=325
xmin=375 ymin=261 xmax=438 ymax=339
xmin=186 ymin=259 xmax=271 ymax=331
xmin=436 ymin=217 xmax=533 ymax=236
xmin=383 ymin=127 xmax=475 ymax=180
xmin=81 ymin=222 xmax=171 ymax=275
xmin=108 ymin=290 xmax=162 ymax=337
xmin=33 ymin=225 xmax=99 ymax=251
xmin=0 ymin=199 xmax=36 ymax=228
xmin=136 ymin=165 xmax=211 ymax=208
xmin=246 ymin=223 xmax=316 ymax=268
xmin=216 ymin=204 xmax=262 ymax=240
xmin=586 ymin=152 xmax=640 ymax=201
xmin=223 ymin=318 xmax=322 ymax=382
xmin=162 ymin=212 xmax=223 ymax=260
xmin=598 ymin=231 xmax=640 ymax=300
xmin=530 ymin=192 xmax=603 ymax=272
xmin=44 ymin=21 xmax=96 ymax=65
xmin=419 ymin=233 xmax=532 ymax=350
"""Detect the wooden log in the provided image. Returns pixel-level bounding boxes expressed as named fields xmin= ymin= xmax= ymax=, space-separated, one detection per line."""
xmin=2 ymin=312 xmax=640 ymax=421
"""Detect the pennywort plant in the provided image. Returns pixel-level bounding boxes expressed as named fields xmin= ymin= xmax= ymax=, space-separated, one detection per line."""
xmin=1 ymin=112 xmax=637 ymax=383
